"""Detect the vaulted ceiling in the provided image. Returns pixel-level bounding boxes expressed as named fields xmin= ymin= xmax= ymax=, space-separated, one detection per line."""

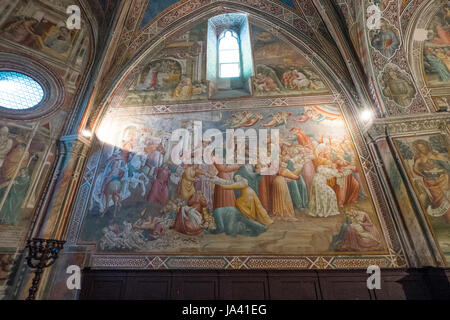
xmin=83 ymin=0 xmax=367 ymax=131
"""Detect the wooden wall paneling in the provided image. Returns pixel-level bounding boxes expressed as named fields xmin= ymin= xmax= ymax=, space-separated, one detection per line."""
xmin=218 ymin=272 xmax=269 ymax=300
xmin=79 ymin=268 xmax=450 ymax=300
xmin=374 ymin=270 xmax=427 ymax=300
xmin=318 ymin=271 xmax=375 ymax=300
xmin=267 ymin=271 xmax=321 ymax=300
xmin=80 ymin=270 xmax=127 ymax=300
xmin=172 ymin=271 xmax=219 ymax=300
xmin=124 ymin=271 xmax=173 ymax=300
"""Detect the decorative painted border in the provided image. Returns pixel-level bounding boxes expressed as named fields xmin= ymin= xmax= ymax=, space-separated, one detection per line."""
xmin=90 ymin=254 xmax=400 ymax=270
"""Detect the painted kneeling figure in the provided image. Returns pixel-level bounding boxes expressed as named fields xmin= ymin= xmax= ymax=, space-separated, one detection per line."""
xmin=207 ymin=175 xmax=270 ymax=237
xmin=171 ymin=191 xmax=207 ymax=236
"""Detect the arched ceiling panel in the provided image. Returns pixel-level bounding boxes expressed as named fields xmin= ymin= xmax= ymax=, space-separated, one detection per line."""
xmin=89 ymin=0 xmax=354 ymax=121
xmin=0 ymin=0 xmax=97 ymax=124
xmin=119 ymin=20 xmax=332 ymax=108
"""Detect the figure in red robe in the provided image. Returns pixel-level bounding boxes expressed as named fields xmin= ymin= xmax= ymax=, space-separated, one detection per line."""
xmin=213 ymin=163 xmax=242 ymax=209
xmin=147 ymin=166 xmax=171 ymax=205
xmin=171 ymin=191 xmax=207 ymax=236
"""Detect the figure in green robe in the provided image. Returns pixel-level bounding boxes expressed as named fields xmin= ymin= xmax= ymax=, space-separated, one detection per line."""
xmin=233 ymin=164 xmax=262 ymax=198
xmin=0 ymin=168 xmax=30 ymax=226
xmin=425 ymin=49 xmax=450 ymax=82
xmin=209 ymin=206 xmax=267 ymax=237
xmin=286 ymin=160 xmax=308 ymax=210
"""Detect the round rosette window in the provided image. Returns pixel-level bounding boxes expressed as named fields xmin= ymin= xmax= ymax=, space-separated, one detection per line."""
xmin=0 ymin=71 xmax=44 ymax=110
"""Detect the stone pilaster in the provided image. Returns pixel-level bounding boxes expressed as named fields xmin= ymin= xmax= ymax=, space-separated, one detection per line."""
xmin=364 ymin=113 xmax=450 ymax=267
xmin=33 ymin=135 xmax=91 ymax=241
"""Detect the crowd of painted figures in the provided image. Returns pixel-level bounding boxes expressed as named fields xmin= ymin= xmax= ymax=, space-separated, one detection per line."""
xmin=94 ymin=110 xmax=383 ymax=252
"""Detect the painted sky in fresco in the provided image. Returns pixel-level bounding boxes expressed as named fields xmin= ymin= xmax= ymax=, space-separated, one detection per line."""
xmin=140 ymin=0 xmax=180 ymax=29
xmin=139 ymin=0 xmax=297 ymax=29
xmin=278 ymin=0 xmax=295 ymax=9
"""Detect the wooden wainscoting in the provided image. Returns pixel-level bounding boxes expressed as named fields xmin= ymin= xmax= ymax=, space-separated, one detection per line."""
xmin=79 ymin=268 xmax=450 ymax=300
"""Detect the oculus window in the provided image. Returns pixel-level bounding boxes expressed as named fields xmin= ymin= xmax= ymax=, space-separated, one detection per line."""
xmin=218 ymin=30 xmax=241 ymax=78
xmin=0 ymin=71 xmax=44 ymax=110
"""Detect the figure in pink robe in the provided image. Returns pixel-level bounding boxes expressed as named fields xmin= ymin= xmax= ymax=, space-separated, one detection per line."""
xmin=433 ymin=24 xmax=450 ymax=46
xmin=301 ymin=160 xmax=316 ymax=195
xmin=339 ymin=210 xmax=382 ymax=251
xmin=147 ymin=166 xmax=170 ymax=205
xmin=148 ymin=70 xmax=159 ymax=89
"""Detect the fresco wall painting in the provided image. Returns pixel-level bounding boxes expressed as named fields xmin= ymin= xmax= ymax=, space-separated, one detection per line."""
xmin=422 ymin=3 xmax=450 ymax=89
xmin=251 ymin=25 xmax=330 ymax=97
xmin=0 ymin=122 xmax=55 ymax=236
xmin=122 ymin=22 xmax=332 ymax=107
xmin=0 ymin=0 xmax=89 ymax=65
xmin=379 ymin=64 xmax=417 ymax=109
xmin=369 ymin=20 xmax=401 ymax=59
xmin=0 ymin=0 xmax=91 ymax=93
xmin=0 ymin=0 xmax=95 ymax=299
xmin=394 ymin=134 xmax=450 ymax=263
xmin=0 ymin=121 xmax=56 ymax=297
xmin=432 ymin=96 xmax=450 ymax=111
xmin=76 ymin=104 xmax=389 ymax=261
xmin=123 ymin=22 xmax=208 ymax=106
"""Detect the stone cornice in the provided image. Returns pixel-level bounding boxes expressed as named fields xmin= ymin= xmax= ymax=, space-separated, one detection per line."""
xmin=366 ymin=113 xmax=450 ymax=140
xmin=59 ymin=135 xmax=92 ymax=157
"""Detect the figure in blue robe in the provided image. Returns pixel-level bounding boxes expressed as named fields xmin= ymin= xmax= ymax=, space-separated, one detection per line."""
xmin=329 ymin=216 xmax=352 ymax=251
xmin=208 ymin=206 xmax=267 ymax=237
xmin=371 ymin=26 xmax=400 ymax=58
xmin=286 ymin=160 xmax=308 ymax=210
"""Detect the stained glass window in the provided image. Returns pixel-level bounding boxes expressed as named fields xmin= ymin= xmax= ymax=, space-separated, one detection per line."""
xmin=0 ymin=71 xmax=44 ymax=110
xmin=218 ymin=30 xmax=241 ymax=78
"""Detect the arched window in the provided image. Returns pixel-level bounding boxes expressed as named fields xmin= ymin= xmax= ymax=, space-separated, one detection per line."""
xmin=207 ymin=13 xmax=253 ymax=98
xmin=218 ymin=30 xmax=241 ymax=78
xmin=0 ymin=71 xmax=44 ymax=110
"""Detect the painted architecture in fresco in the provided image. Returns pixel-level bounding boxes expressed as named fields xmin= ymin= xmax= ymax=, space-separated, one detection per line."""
xmin=123 ymin=22 xmax=208 ymax=105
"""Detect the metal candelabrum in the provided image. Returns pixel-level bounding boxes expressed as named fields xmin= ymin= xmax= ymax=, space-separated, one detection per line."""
xmin=25 ymin=238 xmax=65 ymax=300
